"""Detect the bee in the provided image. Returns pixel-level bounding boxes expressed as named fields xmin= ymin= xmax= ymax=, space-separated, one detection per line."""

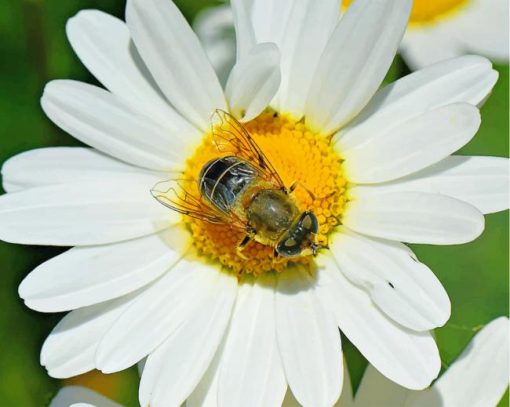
xmin=151 ymin=110 xmax=323 ymax=259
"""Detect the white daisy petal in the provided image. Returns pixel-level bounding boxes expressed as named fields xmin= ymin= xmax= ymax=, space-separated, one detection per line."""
xmin=96 ymin=258 xmax=222 ymax=373
xmin=1 ymin=147 xmax=162 ymax=193
xmin=275 ymin=0 xmax=339 ymax=119
xmin=343 ymin=191 xmax=485 ymax=245
xmin=276 ymin=266 xmax=343 ymax=407
xmin=305 ymin=0 xmax=412 ymax=134
xmin=231 ymin=0 xmax=256 ymax=60
xmin=139 ymin=272 xmax=237 ymax=407
xmin=41 ymin=80 xmax=192 ymax=171
xmin=66 ymin=9 xmax=196 ymax=133
xmin=218 ymin=276 xmax=287 ymax=407
xmin=186 ymin=343 xmax=223 ymax=407
xmin=317 ymin=255 xmax=440 ymax=390
xmin=225 ymin=42 xmax=281 ymax=122
xmin=409 ymin=317 xmax=510 ymax=407
xmin=41 ymin=293 xmax=137 ymax=378
xmin=342 ymin=103 xmax=481 ymax=183
xmin=352 ymin=156 xmax=510 ymax=215
xmin=19 ymin=226 xmax=190 ymax=312
xmin=126 ymin=0 xmax=227 ymax=130
xmin=354 ymin=364 xmax=410 ymax=406
xmin=338 ymin=55 xmax=497 ymax=151
xmin=0 ymin=180 xmax=172 ymax=246
xmin=50 ymin=386 xmax=123 ymax=407
xmin=330 ymin=228 xmax=450 ymax=331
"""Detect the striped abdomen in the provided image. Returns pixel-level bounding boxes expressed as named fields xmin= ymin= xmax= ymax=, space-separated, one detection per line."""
xmin=198 ymin=156 xmax=259 ymax=213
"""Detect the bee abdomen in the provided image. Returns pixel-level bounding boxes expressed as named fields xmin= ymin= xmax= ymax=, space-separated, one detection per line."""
xmin=199 ymin=156 xmax=258 ymax=213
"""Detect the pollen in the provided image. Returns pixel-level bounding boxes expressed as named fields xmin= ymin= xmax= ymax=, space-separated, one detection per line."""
xmin=343 ymin=0 xmax=469 ymax=26
xmin=183 ymin=111 xmax=347 ymax=276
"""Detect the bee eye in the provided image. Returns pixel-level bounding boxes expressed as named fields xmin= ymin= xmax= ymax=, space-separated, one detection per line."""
xmin=301 ymin=214 xmax=312 ymax=229
xmin=299 ymin=211 xmax=318 ymax=233
xmin=277 ymin=237 xmax=301 ymax=257
xmin=284 ymin=238 xmax=297 ymax=247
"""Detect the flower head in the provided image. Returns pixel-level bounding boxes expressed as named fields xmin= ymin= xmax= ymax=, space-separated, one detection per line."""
xmin=0 ymin=0 xmax=508 ymax=406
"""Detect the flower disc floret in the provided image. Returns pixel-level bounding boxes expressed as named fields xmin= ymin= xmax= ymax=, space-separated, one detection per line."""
xmin=184 ymin=112 xmax=347 ymax=275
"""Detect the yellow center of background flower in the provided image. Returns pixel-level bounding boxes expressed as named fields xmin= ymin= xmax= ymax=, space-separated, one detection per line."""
xmin=184 ymin=112 xmax=347 ymax=276
xmin=343 ymin=0 xmax=468 ymax=25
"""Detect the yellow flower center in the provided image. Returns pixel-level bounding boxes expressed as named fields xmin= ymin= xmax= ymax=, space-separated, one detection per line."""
xmin=343 ymin=0 xmax=469 ymax=26
xmin=183 ymin=112 xmax=347 ymax=276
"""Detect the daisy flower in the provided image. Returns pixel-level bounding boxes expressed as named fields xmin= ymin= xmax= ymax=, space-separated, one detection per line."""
xmin=51 ymin=317 xmax=509 ymax=406
xmin=195 ymin=0 xmax=510 ymax=72
xmin=0 ymin=0 xmax=508 ymax=406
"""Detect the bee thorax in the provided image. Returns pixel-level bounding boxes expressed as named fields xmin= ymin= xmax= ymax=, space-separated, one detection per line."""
xmin=247 ymin=189 xmax=299 ymax=243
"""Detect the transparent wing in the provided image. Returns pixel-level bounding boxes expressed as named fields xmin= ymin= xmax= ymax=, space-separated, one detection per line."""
xmin=211 ymin=110 xmax=285 ymax=189
xmin=151 ymin=178 xmax=248 ymax=230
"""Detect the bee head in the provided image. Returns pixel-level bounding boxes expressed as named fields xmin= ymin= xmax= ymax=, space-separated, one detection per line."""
xmin=275 ymin=211 xmax=321 ymax=258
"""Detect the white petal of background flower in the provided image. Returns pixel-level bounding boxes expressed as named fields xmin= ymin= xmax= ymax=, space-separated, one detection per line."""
xmin=408 ymin=317 xmax=510 ymax=407
xmin=225 ymin=42 xmax=281 ymax=122
xmin=343 ymin=191 xmax=485 ymax=245
xmin=305 ymin=0 xmax=412 ymax=134
xmin=41 ymin=292 xmax=140 ymax=378
xmin=1 ymin=147 xmax=163 ymax=193
xmin=353 ymin=317 xmax=510 ymax=407
xmin=400 ymin=24 xmax=465 ymax=71
xmin=193 ymin=5 xmax=236 ymax=85
xmin=330 ymin=228 xmax=450 ymax=331
xmin=139 ymin=271 xmax=237 ymax=407
xmin=341 ymin=103 xmax=481 ymax=183
xmin=19 ymin=226 xmax=189 ymax=312
xmin=42 ymin=80 xmax=193 ymax=171
xmin=96 ymin=257 xmax=221 ymax=373
xmin=231 ymin=0 xmax=256 ymax=60
xmin=218 ymin=276 xmax=287 ymax=407
xmin=453 ymin=0 xmax=510 ymax=63
xmin=251 ymin=0 xmax=294 ymax=45
xmin=276 ymin=266 xmax=343 ymax=407
xmin=401 ymin=0 xmax=509 ymax=70
xmin=126 ymin=0 xmax=227 ymax=130
xmin=317 ymin=255 xmax=440 ymax=390
xmin=66 ymin=9 xmax=198 ymax=135
xmin=352 ymin=156 xmax=510 ymax=215
xmin=50 ymin=386 xmax=122 ymax=407
xmin=0 ymin=180 xmax=172 ymax=246
xmin=274 ymin=0 xmax=339 ymax=119
xmin=338 ymin=55 xmax=498 ymax=151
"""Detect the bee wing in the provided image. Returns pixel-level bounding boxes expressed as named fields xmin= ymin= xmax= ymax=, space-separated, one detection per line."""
xmin=211 ymin=110 xmax=285 ymax=189
xmin=151 ymin=178 xmax=248 ymax=230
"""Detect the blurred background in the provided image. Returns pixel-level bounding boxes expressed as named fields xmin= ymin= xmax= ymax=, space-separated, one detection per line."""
xmin=0 ymin=0 xmax=507 ymax=406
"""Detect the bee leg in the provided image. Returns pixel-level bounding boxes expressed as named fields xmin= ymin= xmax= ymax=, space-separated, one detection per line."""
xmin=288 ymin=181 xmax=316 ymax=201
xmin=271 ymin=249 xmax=281 ymax=266
xmin=236 ymin=235 xmax=252 ymax=260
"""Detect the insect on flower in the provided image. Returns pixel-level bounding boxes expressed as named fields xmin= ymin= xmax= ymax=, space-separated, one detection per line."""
xmin=151 ymin=110 xmax=324 ymax=259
